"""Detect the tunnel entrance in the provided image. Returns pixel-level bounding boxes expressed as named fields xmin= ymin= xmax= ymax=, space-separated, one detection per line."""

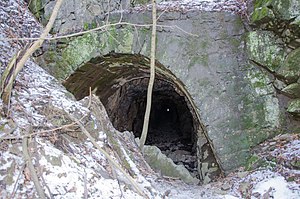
xmin=63 ymin=53 xmax=221 ymax=182
xmin=106 ymin=77 xmax=198 ymax=175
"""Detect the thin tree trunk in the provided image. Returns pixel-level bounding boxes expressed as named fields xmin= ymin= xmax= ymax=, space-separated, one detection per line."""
xmin=139 ymin=0 xmax=157 ymax=151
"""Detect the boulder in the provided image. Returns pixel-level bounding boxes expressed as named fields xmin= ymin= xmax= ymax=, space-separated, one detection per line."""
xmin=277 ymin=47 xmax=300 ymax=83
xmin=282 ymin=83 xmax=300 ymax=98
xmin=287 ymin=99 xmax=300 ymax=117
xmin=251 ymin=0 xmax=300 ymax=23
xmin=143 ymin=145 xmax=199 ymax=185
xmin=246 ymin=31 xmax=286 ymax=72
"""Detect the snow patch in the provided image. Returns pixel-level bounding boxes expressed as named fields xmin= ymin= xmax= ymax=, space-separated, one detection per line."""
xmin=253 ymin=176 xmax=300 ymax=199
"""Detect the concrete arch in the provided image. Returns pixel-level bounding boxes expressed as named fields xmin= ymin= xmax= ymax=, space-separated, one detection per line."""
xmin=63 ymin=53 xmax=221 ymax=182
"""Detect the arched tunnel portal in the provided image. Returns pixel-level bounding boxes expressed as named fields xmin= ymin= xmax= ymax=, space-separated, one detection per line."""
xmin=63 ymin=53 xmax=221 ymax=182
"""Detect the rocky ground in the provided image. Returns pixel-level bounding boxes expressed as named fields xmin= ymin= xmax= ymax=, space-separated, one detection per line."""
xmin=0 ymin=0 xmax=299 ymax=198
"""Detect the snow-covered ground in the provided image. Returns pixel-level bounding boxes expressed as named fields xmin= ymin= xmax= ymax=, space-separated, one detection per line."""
xmin=0 ymin=0 xmax=299 ymax=198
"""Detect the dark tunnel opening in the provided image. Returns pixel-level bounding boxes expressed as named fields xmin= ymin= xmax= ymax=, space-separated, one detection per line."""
xmin=63 ymin=53 xmax=221 ymax=181
xmin=105 ymin=77 xmax=198 ymax=174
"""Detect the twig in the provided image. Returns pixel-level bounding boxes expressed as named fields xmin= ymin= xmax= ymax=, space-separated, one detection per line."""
xmin=22 ymin=135 xmax=46 ymax=198
xmin=0 ymin=22 xmax=198 ymax=42
xmin=66 ymin=113 xmax=148 ymax=198
xmin=156 ymin=4 xmax=171 ymax=21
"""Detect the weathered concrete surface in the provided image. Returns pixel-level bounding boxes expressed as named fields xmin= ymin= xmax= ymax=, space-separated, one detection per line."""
xmin=29 ymin=0 xmax=129 ymax=32
xmin=28 ymin=0 xmax=171 ymax=33
xmin=35 ymin=8 xmax=287 ymax=173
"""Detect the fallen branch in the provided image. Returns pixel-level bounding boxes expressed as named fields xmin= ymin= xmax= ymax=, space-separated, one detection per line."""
xmin=22 ymin=135 xmax=46 ymax=198
xmin=66 ymin=113 xmax=148 ymax=198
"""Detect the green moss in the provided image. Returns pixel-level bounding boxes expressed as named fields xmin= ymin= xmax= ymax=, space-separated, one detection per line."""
xmin=241 ymin=114 xmax=258 ymax=130
xmin=247 ymin=67 xmax=270 ymax=92
xmin=28 ymin=0 xmax=43 ymax=19
xmin=251 ymin=6 xmax=275 ymax=24
xmin=188 ymin=56 xmax=203 ymax=69
xmin=83 ymin=22 xmax=89 ymax=31
xmin=253 ymin=0 xmax=273 ymax=9
xmin=132 ymin=0 xmax=150 ymax=5
xmin=282 ymin=83 xmax=300 ymax=98
xmin=229 ymin=133 xmax=250 ymax=152
xmin=253 ymin=0 xmax=299 ymax=21
xmin=229 ymin=38 xmax=241 ymax=49
xmin=44 ymin=26 xmax=136 ymax=80
xmin=245 ymin=154 xmax=267 ymax=170
xmin=0 ymin=123 xmax=5 ymax=131
xmin=200 ymin=41 xmax=208 ymax=49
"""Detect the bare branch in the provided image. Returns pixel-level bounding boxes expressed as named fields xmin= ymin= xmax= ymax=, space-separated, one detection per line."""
xmin=0 ymin=22 xmax=198 ymax=42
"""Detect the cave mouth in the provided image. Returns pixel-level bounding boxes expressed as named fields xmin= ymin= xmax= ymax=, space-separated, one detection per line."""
xmin=63 ymin=53 xmax=221 ymax=181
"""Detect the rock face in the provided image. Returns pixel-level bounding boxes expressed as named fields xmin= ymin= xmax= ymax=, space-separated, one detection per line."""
xmin=248 ymin=0 xmax=300 ymax=118
xmin=31 ymin=0 xmax=299 ymax=180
